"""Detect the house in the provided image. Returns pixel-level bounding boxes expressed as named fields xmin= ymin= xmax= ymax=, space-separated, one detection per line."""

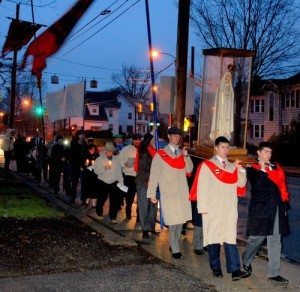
xmin=117 ymin=96 xmax=154 ymax=136
xmin=60 ymin=90 xmax=120 ymax=136
xmin=46 ymin=88 xmax=154 ymax=138
xmin=247 ymin=73 xmax=300 ymax=145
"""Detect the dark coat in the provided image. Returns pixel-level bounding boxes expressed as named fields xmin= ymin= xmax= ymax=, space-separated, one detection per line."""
xmin=135 ymin=132 xmax=154 ymax=186
xmin=246 ymin=166 xmax=290 ymax=236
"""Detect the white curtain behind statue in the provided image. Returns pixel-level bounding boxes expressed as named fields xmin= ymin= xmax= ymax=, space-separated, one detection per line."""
xmin=209 ymin=69 xmax=234 ymax=141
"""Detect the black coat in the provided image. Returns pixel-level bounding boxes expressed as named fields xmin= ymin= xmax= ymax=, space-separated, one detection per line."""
xmin=246 ymin=166 xmax=290 ymax=236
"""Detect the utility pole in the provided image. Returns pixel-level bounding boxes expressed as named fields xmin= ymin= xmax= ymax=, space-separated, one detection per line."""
xmin=8 ymin=3 xmax=20 ymax=129
xmin=173 ymin=0 xmax=190 ymax=129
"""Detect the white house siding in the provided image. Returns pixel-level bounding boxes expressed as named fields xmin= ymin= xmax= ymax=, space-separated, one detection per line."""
xmin=263 ymin=92 xmax=280 ymax=141
xmin=118 ymin=96 xmax=135 ymax=135
xmin=246 ymin=77 xmax=300 ymax=146
xmin=105 ymin=108 xmax=119 ymax=135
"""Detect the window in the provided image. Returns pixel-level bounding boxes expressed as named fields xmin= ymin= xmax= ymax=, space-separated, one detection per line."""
xmin=285 ymin=91 xmax=290 ymax=108
xmin=253 ymin=124 xmax=264 ymax=138
xmin=128 ymin=112 xmax=132 ymax=120
xmin=296 ymin=90 xmax=300 ymax=108
xmin=291 ymin=91 xmax=295 ymax=108
xmin=138 ymin=113 xmax=142 ymax=120
xmin=144 ymin=114 xmax=149 ymax=121
xmin=91 ymin=126 xmax=101 ymax=131
xmin=252 ymin=99 xmax=264 ymax=113
xmin=109 ymin=109 xmax=113 ymax=117
xmin=127 ymin=125 xmax=133 ymax=133
xmin=269 ymin=92 xmax=274 ymax=121
xmin=119 ymin=125 xmax=122 ymax=133
xmin=109 ymin=124 xmax=113 ymax=130
xmin=92 ymin=108 xmax=97 ymax=113
xmin=281 ymin=92 xmax=286 ymax=109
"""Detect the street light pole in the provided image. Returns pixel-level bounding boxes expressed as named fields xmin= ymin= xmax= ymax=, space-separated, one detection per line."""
xmin=8 ymin=3 xmax=20 ymax=129
xmin=145 ymin=0 xmax=158 ymax=150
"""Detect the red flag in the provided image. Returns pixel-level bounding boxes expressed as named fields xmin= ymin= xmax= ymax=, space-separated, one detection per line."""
xmin=22 ymin=0 xmax=94 ymax=81
xmin=1 ymin=19 xmax=42 ymax=57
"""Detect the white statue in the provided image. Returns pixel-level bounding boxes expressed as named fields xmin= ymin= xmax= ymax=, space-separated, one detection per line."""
xmin=209 ymin=64 xmax=235 ymax=142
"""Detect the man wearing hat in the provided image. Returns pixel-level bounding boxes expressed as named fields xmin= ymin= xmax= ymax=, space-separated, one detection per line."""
xmin=113 ymin=134 xmax=125 ymax=154
xmin=92 ymin=142 xmax=124 ymax=223
xmin=147 ymin=127 xmax=193 ymax=259
xmin=119 ymin=133 xmax=142 ymax=219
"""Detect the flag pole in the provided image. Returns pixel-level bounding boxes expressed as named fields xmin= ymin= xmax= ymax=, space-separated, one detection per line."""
xmin=30 ymin=0 xmax=45 ymax=143
xmin=144 ymin=0 xmax=163 ymax=228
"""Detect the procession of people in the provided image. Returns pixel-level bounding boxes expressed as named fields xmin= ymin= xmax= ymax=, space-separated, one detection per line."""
xmin=0 ymin=126 xmax=291 ymax=284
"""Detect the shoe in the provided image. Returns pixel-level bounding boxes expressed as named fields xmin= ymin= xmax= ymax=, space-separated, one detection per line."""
xmin=243 ymin=263 xmax=252 ymax=274
xmin=110 ymin=219 xmax=118 ymax=224
xmin=96 ymin=215 xmax=103 ymax=220
xmin=232 ymin=270 xmax=250 ymax=281
xmin=172 ymin=252 xmax=182 ymax=259
xmin=194 ymin=249 xmax=205 ymax=255
xmin=142 ymin=231 xmax=150 ymax=238
xmin=212 ymin=268 xmax=223 ymax=278
xmin=150 ymin=230 xmax=160 ymax=236
xmin=268 ymin=276 xmax=289 ymax=283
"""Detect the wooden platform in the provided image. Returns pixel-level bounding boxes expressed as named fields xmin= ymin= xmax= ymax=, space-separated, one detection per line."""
xmin=194 ymin=144 xmax=256 ymax=165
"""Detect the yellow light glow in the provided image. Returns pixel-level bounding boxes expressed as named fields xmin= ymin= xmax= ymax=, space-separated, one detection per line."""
xmin=151 ymin=50 xmax=159 ymax=58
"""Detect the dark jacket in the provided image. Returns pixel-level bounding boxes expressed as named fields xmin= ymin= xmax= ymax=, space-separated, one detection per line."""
xmin=246 ymin=165 xmax=290 ymax=236
xmin=135 ymin=132 xmax=154 ymax=186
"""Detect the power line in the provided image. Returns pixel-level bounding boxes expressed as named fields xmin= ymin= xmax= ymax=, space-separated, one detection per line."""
xmin=61 ymin=0 xmax=141 ymax=56
xmin=66 ymin=0 xmax=120 ymax=43
xmin=50 ymin=57 xmax=121 ymax=71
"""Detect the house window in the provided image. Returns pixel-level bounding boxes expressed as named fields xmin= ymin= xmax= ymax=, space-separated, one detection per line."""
xmin=109 ymin=109 xmax=113 ymax=117
xmin=138 ymin=113 xmax=142 ymax=120
xmin=291 ymin=91 xmax=296 ymax=108
xmin=109 ymin=124 xmax=113 ymax=130
xmin=281 ymin=92 xmax=286 ymax=109
xmin=128 ymin=112 xmax=132 ymax=120
xmin=119 ymin=125 xmax=122 ymax=133
xmin=285 ymin=91 xmax=290 ymax=108
xmin=269 ymin=92 xmax=274 ymax=121
xmin=296 ymin=90 xmax=300 ymax=108
xmin=253 ymin=99 xmax=264 ymax=113
xmin=144 ymin=114 xmax=149 ymax=121
xmin=92 ymin=108 xmax=97 ymax=113
xmin=127 ymin=125 xmax=133 ymax=133
xmin=254 ymin=124 xmax=264 ymax=138
xmin=91 ymin=126 xmax=101 ymax=131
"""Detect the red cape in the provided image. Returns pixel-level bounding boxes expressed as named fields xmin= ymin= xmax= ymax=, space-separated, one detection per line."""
xmin=251 ymin=163 xmax=289 ymax=202
xmin=189 ymin=160 xmax=246 ymax=201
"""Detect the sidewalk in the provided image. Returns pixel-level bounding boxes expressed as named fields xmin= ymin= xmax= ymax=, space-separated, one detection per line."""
xmin=2 ymin=160 xmax=300 ymax=291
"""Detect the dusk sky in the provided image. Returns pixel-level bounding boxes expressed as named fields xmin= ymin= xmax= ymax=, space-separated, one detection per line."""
xmin=0 ymin=0 xmax=202 ymax=93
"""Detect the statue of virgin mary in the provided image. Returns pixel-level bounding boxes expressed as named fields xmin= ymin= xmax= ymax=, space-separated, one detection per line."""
xmin=209 ymin=64 xmax=235 ymax=142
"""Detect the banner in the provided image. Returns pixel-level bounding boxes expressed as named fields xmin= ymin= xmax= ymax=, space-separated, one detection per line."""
xmin=46 ymin=82 xmax=84 ymax=122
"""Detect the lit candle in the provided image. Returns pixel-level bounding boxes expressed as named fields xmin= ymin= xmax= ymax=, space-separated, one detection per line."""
xmin=91 ymin=160 xmax=95 ymax=165
xmin=86 ymin=159 xmax=89 ymax=166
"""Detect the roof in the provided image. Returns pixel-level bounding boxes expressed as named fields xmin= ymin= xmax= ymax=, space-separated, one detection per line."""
xmin=85 ymin=91 xmax=121 ymax=108
xmin=84 ymin=106 xmax=108 ymax=121
xmin=269 ymin=73 xmax=300 ymax=88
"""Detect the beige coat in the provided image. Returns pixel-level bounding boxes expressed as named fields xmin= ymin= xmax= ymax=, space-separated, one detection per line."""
xmin=197 ymin=156 xmax=246 ymax=246
xmin=147 ymin=145 xmax=193 ymax=225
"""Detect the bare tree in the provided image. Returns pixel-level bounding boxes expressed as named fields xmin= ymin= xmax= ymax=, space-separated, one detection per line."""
xmin=112 ymin=64 xmax=151 ymax=101
xmin=191 ymin=0 xmax=300 ymax=78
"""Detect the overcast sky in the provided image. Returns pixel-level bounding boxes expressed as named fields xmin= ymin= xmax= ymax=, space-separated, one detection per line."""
xmin=0 ymin=0 xmax=202 ymax=93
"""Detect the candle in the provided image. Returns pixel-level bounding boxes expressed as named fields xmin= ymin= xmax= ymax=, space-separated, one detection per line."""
xmin=86 ymin=159 xmax=89 ymax=166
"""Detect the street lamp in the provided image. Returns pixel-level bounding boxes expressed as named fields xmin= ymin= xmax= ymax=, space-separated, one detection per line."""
xmin=150 ymin=50 xmax=176 ymax=60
